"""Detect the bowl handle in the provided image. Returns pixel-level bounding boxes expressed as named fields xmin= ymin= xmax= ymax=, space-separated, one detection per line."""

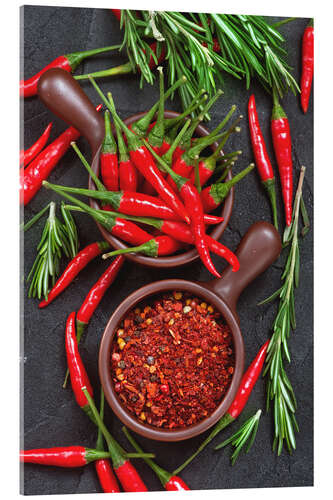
xmin=205 ymin=221 xmax=282 ymax=319
xmin=37 ymin=68 xmax=105 ymax=156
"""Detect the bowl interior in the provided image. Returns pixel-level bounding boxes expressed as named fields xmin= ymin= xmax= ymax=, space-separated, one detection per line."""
xmin=89 ymin=110 xmax=234 ymax=268
xmin=99 ymin=279 xmax=244 ymax=441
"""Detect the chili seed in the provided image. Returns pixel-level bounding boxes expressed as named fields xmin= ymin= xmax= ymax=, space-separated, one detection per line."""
xmin=147 ymin=356 xmax=155 ymax=365
xmin=200 ymin=302 xmax=207 ymax=309
xmin=183 ymin=306 xmax=192 ymax=314
xmin=118 ymin=360 xmax=126 ymax=369
xmin=173 ymin=291 xmax=182 ymax=300
xmin=117 ymin=329 xmax=124 ymax=337
xmin=146 ymin=318 xmax=152 ymax=325
xmin=139 ymin=412 xmax=146 ymax=421
xmin=117 ymin=338 xmax=126 ymax=350
xmin=112 ymin=353 xmax=121 ymax=362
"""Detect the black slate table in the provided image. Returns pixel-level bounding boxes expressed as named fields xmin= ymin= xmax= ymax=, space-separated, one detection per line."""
xmin=21 ymin=6 xmax=313 ymax=495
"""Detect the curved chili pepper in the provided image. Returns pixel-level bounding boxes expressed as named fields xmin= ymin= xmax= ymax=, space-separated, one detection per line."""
xmin=248 ymin=94 xmax=278 ymax=229
xmin=20 ymin=46 xmax=120 ymax=98
xmin=300 ymin=19 xmax=314 ymax=114
xmin=122 ymin=426 xmax=190 ymax=491
xmin=271 ymin=89 xmax=293 ymax=226
xmin=39 ymin=241 xmax=109 ymax=308
xmin=65 ymin=312 xmax=94 ymax=421
xmin=20 ymin=105 xmax=102 ymax=205
xmin=200 ymin=164 xmax=254 ymax=212
xmin=82 ymin=388 xmax=148 ymax=492
xmin=173 ymin=340 xmax=269 ymax=475
xmin=94 ymin=87 xmax=190 ymax=224
xmin=100 ymin=111 xmax=118 ymax=191
xmin=76 ymin=256 xmax=125 ymax=341
xmin=20 ymin=447 xmax=110 ymax=467
xmin=145 ymin=140 xmax=221 ymax=277
xmin=20 ymin=122 xmax=52 ymax=167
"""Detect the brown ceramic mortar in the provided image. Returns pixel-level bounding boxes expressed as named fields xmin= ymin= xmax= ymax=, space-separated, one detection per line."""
xmin=38 ymin=68 xmax=234 ymax=268
xmin=98 ymin=221 xmax=281 ymax=441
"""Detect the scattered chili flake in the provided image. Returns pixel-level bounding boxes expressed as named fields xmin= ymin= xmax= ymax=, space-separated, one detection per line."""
xmin=111 ymin=292 xmax=235 ymax=429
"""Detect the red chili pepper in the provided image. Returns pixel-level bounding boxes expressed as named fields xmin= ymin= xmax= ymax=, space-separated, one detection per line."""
xmin=144 ymin=140 xmax=221 ymax=277
xmin=99 ymin=89 xmax=190 ymax=224
xmin=20 ymin=447 xmax=110 ymax=467
xmin=173 ymin=340 xmax=269 ymax=475
xmin=111 ymin=9 xmax=121 ymax=21
xmin=76 ymin=256 xmax=125 ymax=341
xmin=145 ymin=219 xmax=239 ymax=271
xmin=271 ymin=89 xmax=293 ymax=226
xmin=39 ymin=241 xmax=109 ymax=308
xmin=94 ymin=389 xmax=120 ymax=493
xmin=100 ymin=111 xmax=118 ymax=191
xmin=300 ymin=19 xmax=314 ymax=114
xmin=113 ymin=110 xmax=138 ymax=192
xmin=103 ymin=234 xmax=183 ymax=259
xmin=20 ymin=105 xmax=102 ymax=205
xmin=20 ymin=122 xmax=53 ymax=167
xmin=122 ymin=426 xmax=190 ymax=491
xmin=82 ymin=388 xmax=148 ymax=492
xmin=200 ymin=164 xmax=254 ymax=212
xmin=20 ymin=46 xmax=120 ymax=98
xmin=248 ymin=94 xmax=278 ymax=229
xmin=65 ymin=312 xmax=94 ymax=420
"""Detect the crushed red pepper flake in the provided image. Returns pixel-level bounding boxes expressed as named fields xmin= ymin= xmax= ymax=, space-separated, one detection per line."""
xmin=111 ymin=292 xmax=235 ymax=429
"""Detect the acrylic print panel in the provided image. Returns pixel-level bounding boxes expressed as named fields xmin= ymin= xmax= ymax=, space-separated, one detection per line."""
xmin=21 ymin=5 xmax=313 ymax=495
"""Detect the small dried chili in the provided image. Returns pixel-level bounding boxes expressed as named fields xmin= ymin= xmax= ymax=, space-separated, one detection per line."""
xmin=20 ymin=122 xmax=52 ymax=167
xmin=111 ymin=291 xmax=234 ymax=429
xmin=39 ymin=241 xmax=109 ymax=308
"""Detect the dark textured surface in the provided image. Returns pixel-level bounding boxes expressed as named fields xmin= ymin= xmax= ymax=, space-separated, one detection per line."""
xmin=21 ymin=6 xmax=313 ymax=495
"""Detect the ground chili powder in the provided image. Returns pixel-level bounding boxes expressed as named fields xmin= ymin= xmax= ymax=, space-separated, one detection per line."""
xmin=111 ymin=291 xmax=235 ymax=429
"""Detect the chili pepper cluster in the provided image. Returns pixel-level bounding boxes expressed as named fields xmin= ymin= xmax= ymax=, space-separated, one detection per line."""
xmin=111 ymin=292 xmax=235 ymax=429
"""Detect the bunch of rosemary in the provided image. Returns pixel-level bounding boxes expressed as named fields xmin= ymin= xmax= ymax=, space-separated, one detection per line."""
xmin=259 ymin=166 xmax=307 ymax=454
xmin=117 ymin=11 xmax=299 ymax=114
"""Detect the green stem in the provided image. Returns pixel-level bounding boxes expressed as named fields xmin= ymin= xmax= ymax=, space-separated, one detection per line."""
xmin=21 ymin=202 xmax=51 ymax=231
xmin=67 ymin=44 xmax=122 ymax=71
xmin=122 ymin=426 xmax=170 ymax=487
xmin=102 ymin=111 xmax=117 ymax=155
xmin=194 ymin=156 xmax=201 ymax=193
xmin=262 ymin=178 xmax=278 ymax=230
xmin=147 ymin=67 xmax=165 ymax=147
xmin=212 ymin=164 xmax=255 ymax=201
xmin=102 ymin=239 xmax=158 ymax=259
xmin=71 ymin=142 xmax=106 ymax=192
xmin=95 ymin=387 xmax=105 ymax=452
xmin=162 ymin=119 xmax=191 ymax=167
xmin=75 ymin=61 xmax=133 ymax=80
xmin=143 ymin=139 xmax=186 ymax=191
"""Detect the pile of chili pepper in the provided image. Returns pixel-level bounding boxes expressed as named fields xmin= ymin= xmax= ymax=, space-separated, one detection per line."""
xmin=40 ymin=72 xmax=253 ymax=277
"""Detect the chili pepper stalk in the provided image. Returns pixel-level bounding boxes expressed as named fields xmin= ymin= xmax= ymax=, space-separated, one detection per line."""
xmin=147 ymin=67 xmax=165 ymax=153
xmin=82 ymin=387 xmax=148 ymax=492
xmin=173 ymin=340 xmax=269 ymax=475
xmin=248 ymin=94 xmax=278 ymax=229
xmin=20 ymin=45 xmax=121 ymax=98
xmin=122 ymin=427 xmax=190 ymax=491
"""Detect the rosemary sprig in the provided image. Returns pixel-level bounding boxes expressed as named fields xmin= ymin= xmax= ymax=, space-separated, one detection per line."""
xmin=26 ymin=202 xmax=79 ymax=300
xmin=259 ymin=166 xmax=306 ymax=455
xmin=215 ymin=410 xmax=262 ymax=465
xmin=115 ymin=11 xmax=298 ymax=115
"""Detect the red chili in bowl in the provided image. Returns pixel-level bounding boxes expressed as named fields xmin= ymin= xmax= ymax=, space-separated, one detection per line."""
xmin=110 ymin=292 xmax=234 ymax=429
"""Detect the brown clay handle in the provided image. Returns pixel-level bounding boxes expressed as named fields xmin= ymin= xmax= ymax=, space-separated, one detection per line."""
xmin=37 ymin=68 xmax=105 ymax=155
xmin=206 ymin=221 xmax=282 ymax=317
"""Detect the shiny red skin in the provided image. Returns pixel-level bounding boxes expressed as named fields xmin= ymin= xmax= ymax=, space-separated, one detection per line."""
xmin=180 ymin=181 xmax=220 ymax=277
xmin=301 ymin=25 xmax=314 ymax=113
xmin=119 ymin=159 xmax=138 ymax=191
xmin=111 ymin=9 xmax=121 ymax=21
xmin=20 ymin=122 xmax=53 ymax=167
xmin=227 ymin=340 xmax=269 ymax=419
xmin=20 ymin=126 xmax=80 ymax=205
xmin=166 ymin=156 xmax=193 ymax=191
xmin=200 ymin=184 xmax=219 ymax=212
xmin=20 ymin=56 xmax=72 ymax=98
xmin=129 ymin=146 xmax=190 ymax=223
xmin=271 ymin=116 xmax=293 ymax=226
xmin=65 ymin=312 xmax=94 ymax=408
xmin=115 ymin=461 xmax=148 ymax=492
xmin=155 ymin=234 xmax=183 ymax=255
xmin=248 ymin=94 xmax=274 ymax=182
xmin=189 ymin=159 xmax=214 ymax=186
xmin=101 ymin=153 xmax=119 ymax=191
xmin=77 ymin=256 xmax=124 ymax=326
xmin=95 ymin=459 xmax=120 ymax=493
xmin=39 ymin=242 xmax=108 ymax=308
xmin=20 ymin=447 xmax=87 ymax=467
xmin=165 ymin=476 xmax=190 ymax=491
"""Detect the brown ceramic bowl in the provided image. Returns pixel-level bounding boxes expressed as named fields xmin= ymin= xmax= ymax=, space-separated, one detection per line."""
xmin=99 ymin=221 xmax=282 ymax=441
xmin=37 ymin=68 xmax=234 ymax=269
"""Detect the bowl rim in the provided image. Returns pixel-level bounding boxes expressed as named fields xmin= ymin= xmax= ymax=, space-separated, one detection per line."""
xmin=99 ymin=279 xmax=244 ymax=442
xmin=88 ymin=110 xmax=234 ymax=268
